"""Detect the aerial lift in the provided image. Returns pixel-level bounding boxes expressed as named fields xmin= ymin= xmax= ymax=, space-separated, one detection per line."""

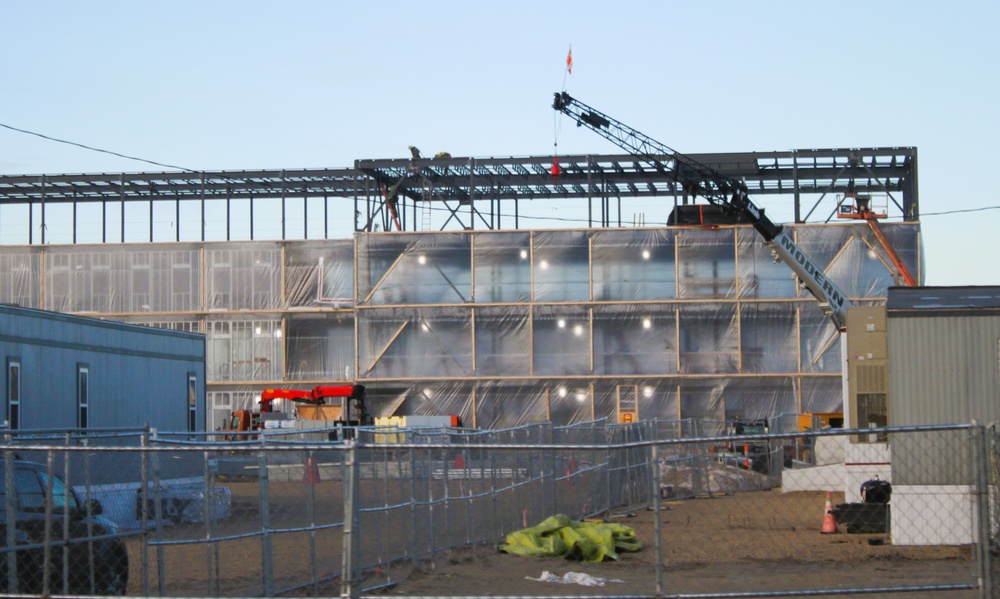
xmin=837 ymin=190 xmax=918 ymax=287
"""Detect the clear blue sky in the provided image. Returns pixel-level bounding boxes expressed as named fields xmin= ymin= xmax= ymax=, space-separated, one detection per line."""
xmin=2 ymin=1 xmax=997 ymax=286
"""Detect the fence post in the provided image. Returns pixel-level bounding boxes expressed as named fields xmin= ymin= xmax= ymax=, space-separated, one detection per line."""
xmin=62 ymin=433 xmax=71 ymax=594
xmin=42 ymin=450 xmax=54 ymax=597
xmin=140 ymin=426 xmax=150 ymax=596
xmin=203 ymin=448 xmax=220 ymax=597
xmin=409 ymin=446 xmax=417 ymax=564
xmin=651 ymin=443 xmax=664 ymax=596
xmin=341 ymin=440 xmax=360 ymax=599
xmin=306 ymin=449 xmax=318 ymax=596
xmin=4 ymin=445 xmax=18 ymax=593
xmin=259 ymin=440 xmax=273 ymax=596
xmin=974 ymin=423 xmax=993 ymax=598
xmin=152 ymin=428 xmax=166 ymax=596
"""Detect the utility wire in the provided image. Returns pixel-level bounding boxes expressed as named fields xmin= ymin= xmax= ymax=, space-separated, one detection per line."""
xmin=0 ymin=122 xmax=196 ymax=173
xmin=5 ymin=121 xmax=997 ymax=221
xmin=919 ymin=205 xmax=1000 ymax=217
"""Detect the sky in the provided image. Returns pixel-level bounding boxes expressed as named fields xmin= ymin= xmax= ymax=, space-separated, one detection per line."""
xmin=1 ymin=1 xmax=998 ymax=286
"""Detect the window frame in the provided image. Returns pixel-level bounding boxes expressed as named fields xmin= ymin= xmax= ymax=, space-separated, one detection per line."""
xmin=6 ymin=358 xmax=20 ymax=430
xmin=187 ymin=373 xmax=198 ymax=432
xmin=77 ymin=363 xmax=90 ymax=429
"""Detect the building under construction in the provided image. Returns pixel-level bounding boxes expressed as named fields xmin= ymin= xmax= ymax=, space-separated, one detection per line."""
xmin=0 ymin=149 xmax=921 ymax=432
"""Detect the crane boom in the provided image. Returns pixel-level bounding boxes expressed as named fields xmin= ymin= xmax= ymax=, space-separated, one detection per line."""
xmin=552 ymin=91 xmax=851 ymax=330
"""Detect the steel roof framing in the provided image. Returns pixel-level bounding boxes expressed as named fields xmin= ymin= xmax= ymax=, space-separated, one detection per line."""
xmin=0 ymin=148 xmax=917 ymax=241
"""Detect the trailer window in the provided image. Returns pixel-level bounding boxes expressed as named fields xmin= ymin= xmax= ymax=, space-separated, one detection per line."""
xmin=6 ymin=359 xmax=20 ymax=430
xmin=77 ymin=364 xmax=89 ymax=429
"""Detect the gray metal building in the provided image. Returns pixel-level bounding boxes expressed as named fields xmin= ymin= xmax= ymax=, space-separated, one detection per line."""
xmin=888 ymin=286 xmax=1000 ymax=429
xmin=0 ymin=304 xmax=205 ymax=431
xmin=883 ymin=286 xmax=1000 ymax=545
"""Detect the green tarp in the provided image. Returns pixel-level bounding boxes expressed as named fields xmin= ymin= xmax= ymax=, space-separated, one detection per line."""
xmin=498 ymin=514 xmax=641 ymax=563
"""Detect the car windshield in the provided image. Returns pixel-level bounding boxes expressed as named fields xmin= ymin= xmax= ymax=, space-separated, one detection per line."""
xmin=39 ymin=471 xmax=78 ymax=512
xmin=0 ymin=468 xmax=79 ymax=513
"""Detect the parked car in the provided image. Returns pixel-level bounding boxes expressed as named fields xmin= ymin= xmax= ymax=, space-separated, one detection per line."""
xmin=0 ymin=459 xmax=129 ymax=595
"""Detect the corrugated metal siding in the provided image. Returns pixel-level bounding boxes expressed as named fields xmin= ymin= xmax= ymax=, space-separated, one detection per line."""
xmin=0 ymin=305 xmax=205 ymax=431
xmin=889 ymin=315 xmax=1000 ymax=427
xmin=889 ymin=313 xmax=1000 ymax=486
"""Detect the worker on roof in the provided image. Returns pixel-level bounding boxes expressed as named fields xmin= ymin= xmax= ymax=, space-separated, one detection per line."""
xmin=408 ymin=145 xmax=421 ymax=160
xmin=433 ymin=151 xmax=451 ymax=175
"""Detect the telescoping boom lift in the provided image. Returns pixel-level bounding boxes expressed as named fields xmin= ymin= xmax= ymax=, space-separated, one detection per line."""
xmin=552 ymin=91 xmax=852 ymax=330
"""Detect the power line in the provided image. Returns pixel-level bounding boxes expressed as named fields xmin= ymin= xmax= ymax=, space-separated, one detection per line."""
xmin=7 ymin=121 xmax=992 ymax=222
xmin=919 ymin=205 xmax=1000 ymax=217
xmin=0 ymin=122 xmax=195 ymax=173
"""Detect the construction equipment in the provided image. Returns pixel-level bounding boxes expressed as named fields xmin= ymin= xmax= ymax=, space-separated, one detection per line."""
xmin=222 ymin=384 xmax=373 ymax=440
xmin=553 ymin=91 xmax=854 ymax=330
xmin=223 ymin=387 xmax=312 ymax=440
xmin=306 ymin=385 xmax=372 ymax=428
xmin=725 ymin=418 xmax=771 ymax=473
xmin=837 ymin=190 xmax=918 ymax=286
xmin=798 ymin=411 xmax=844 ymax=432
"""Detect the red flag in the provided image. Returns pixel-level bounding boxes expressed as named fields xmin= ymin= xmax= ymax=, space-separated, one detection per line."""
xmin=566 ymin=46 xmax=573 ymax=74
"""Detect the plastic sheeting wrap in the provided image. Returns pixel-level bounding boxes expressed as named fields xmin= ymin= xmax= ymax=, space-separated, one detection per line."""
xmin=592 ymin=229 xmax=677 ymax=301
xmin=43 ymin=243 xmax=202 ymax=313
xmin=286 ymin=313 xmax=355 ymax=381
xmin=677 ymin=228 xmax=737 ymax=300
xmin=283 ymin=240 xmax=354 ymax=308
xmin=0 ymin=247 xmax=41 ymax=308
xmin=737 ymin=228 xmax=798 ymax=299
xmin=204 ymin=243 xmax=283 ymax=311
xmin=531 ymin=231 xmax=591 ymax=302
xmin=0 ymin=221 xmax=921 ymax=432
xmin=357 ymin=232 xmax=472 ymax=305
xmin=358 ymin=306 xmax=473 ymax=379
xmin=473 ymin=231 xmax=532 ymax=303
xmin=592 ymin=304 xmax=677 ymax=376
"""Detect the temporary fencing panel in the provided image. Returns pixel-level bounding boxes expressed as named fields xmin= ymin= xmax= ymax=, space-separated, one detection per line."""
xmin=0 ymin=421 xmax=991 ymax=598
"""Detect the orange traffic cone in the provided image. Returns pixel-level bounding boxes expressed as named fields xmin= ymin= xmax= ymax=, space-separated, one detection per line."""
xmin=303 ymin=455 xmax=320 ymax=483
xmin=821 ymin=491 xmax=838 ymax=534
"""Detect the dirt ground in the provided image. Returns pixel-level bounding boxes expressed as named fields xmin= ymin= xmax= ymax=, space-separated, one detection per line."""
xmin=375 ymin=491 xmax=980 ymax=598
xmin=123 ymin=480 xmax=985 ymax=598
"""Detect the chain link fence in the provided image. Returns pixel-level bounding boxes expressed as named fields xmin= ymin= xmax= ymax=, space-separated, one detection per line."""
xmin=0 ymin=421 xmax=994 ymax=597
